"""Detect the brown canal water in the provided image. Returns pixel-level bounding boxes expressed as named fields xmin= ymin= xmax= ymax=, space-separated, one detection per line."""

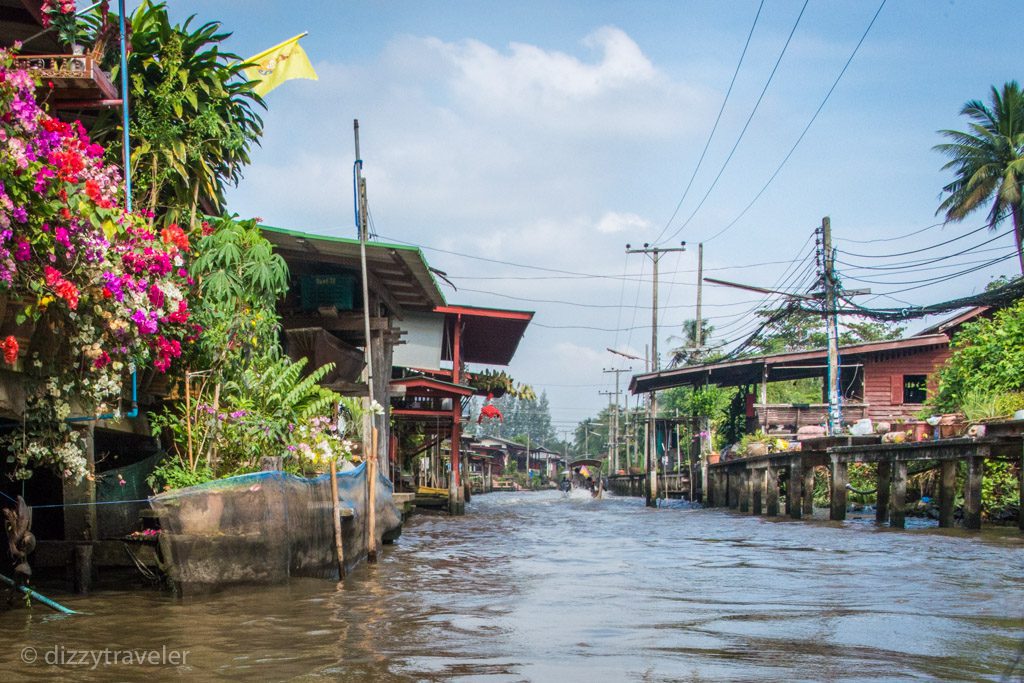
xmin=1 ymin=489 xmax=1023 ymax=682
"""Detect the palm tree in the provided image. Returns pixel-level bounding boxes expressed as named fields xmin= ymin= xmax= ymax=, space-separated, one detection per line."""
xmin=935 ymin=81 xmax=1024 ymax=274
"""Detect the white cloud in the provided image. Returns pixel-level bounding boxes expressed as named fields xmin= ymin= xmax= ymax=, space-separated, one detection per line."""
xmin=596 ymin=211 xmax=650 ymax=234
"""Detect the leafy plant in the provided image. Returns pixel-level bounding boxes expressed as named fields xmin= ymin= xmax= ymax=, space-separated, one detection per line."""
xmin=91 ymin=1 xmax=264 ymax=227
xmin=932 ymin=298 xmax=1024 ymax=412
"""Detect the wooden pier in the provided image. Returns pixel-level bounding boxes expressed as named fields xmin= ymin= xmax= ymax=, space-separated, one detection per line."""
xmin=704 ymin=429 xmax=1024 ymax=531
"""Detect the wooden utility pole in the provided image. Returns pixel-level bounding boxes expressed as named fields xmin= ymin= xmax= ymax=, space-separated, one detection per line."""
xmin=602 ymin=368 xmax=629 ymax=473
xmin=626 ymin=242 xmax=686 ymax=507
xmin=354 ymin=120 xmax=378 ymax=559
xmin=695 ymin=243 xmax=704 ymax=349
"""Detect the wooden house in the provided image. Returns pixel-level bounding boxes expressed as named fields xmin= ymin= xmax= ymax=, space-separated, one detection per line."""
xmin=630 ymin=308 xmax=991 ymax=436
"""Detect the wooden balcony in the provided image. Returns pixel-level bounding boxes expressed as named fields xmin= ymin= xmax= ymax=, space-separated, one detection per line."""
xmin=13 ymin=53 xmax=119 ymax=105
xmin=752 ymin=402 xmax=869 ymax=435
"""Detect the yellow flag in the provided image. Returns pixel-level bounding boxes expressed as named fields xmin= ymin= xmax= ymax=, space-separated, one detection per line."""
xmin=243 ymin=33 xmax=318 ymax=97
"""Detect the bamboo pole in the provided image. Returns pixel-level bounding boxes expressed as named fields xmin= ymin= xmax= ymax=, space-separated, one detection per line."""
xmin=329 ymin=459 xmax=346 ymax=579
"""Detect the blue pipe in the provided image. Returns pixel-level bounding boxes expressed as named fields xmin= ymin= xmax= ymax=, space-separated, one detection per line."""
xmin=0 ymin=573 xmax=78 ymax=614
xmin=118 ymin=0 xmax=132 ymax=212
xmin=67 ymin=6 xmax=136 ymax=425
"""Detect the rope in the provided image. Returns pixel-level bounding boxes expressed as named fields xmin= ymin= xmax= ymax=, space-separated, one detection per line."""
xmin=845 ymin=483 xmax=876 ymax=495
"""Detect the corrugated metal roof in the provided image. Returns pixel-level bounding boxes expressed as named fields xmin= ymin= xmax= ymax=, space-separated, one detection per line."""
xmin=261 ymin=224 xmax=446 ymax=314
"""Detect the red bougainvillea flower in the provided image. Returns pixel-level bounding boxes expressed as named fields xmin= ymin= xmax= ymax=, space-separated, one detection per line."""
xmin=54 ymin=279 xmax=78 ymax=309
xmin=160 ymin=223 xmax=189 ymax=252
xmin=1 ymin=336 xmax=18 ymax=365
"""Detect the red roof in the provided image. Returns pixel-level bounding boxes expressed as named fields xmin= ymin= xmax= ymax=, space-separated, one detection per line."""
xmin=436 ymin=304 xmax=534 ymax=366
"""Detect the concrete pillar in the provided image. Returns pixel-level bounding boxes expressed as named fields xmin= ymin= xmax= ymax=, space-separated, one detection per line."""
xmin=964 ymin=455 xmax=984 ymax=531
xmin=802 ymin=465 xmax=815 ymax=516
xmin=875 ymin=460 xmax=891 ymax=525
xmin=891 ymin=461 xmax=908 ymax=529
xmin=938 ymin=460 xmax=956 ymax=528
xmin=766 ymin=465 xmax=779 ymax=516
xmin=738 ymin=469 xmax=750 ymax=513
xmin=789 ymin=458 xmax=803 ymax=520
xmin=830 ymin=458 xmax=848 ymax=521
xmin=751 ymin=468 xmax=763 ymax=515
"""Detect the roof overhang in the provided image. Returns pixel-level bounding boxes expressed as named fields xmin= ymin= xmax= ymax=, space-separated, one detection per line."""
xmin=630 ymin=334 xmax=951 ymax=394
xmin=261 ymin=225 xmax=446 ymax=315
xmin=437 ymin=305 xmax=534 ymax=366
xmin=390 ymin=375 xmax=474 ymax=399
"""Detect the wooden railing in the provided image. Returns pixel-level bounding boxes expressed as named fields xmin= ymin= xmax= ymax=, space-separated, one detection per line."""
xmin=13 ymin=53 xmax=118 ymax=102
xmin=753 ymin=402 xmax=869 ymax=433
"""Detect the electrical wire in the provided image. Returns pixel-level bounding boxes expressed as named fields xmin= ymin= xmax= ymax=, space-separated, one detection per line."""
xmin=836 ymin=221 xmax=994 ymax=259
xmin=662 ymin=0 xmax=810 ymax=244
xmin=700 ymin=0 xmax=888 ymax=244
xmin=653 ymin=0 xmax=765 ymax=245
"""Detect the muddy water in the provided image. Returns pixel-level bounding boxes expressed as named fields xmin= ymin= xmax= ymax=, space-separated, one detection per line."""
xmin=1 ymin=489 xmax=1023 ymax=681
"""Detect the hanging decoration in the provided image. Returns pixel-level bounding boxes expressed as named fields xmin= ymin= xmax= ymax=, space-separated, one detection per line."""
xmin=477 ymin=393 xmax=504 ymax=424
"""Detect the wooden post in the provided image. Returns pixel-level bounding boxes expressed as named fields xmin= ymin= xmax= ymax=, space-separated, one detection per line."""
xmin=789 ymin=458 xmax=803 ymax=519
xmin=751 ymin=468 xmax=763 ymax=515
xmin=939 ymin=460 xmax=956 ymax=528
xmin=830 ymin=458 xmax=848 ymax=521
xmin=891 ymin=461 xmax=907 ymax=529
xmin=738 ymin=469 xmax=750 ymax=513
xmin=728 ymin=469 xmax=739 ymax=509
xmin=875 ymin=460 xmax=891 ymax=525
xmin=802 ymin=465 xmax=815 ymax=516
xmin=964 ymin=454 xmax=984 ymax=531
xmin=1019 ymin=441 xmax=1024 ymax=532
xmin=73 ymin=544 xmax=92 ymax=595
xmin=766 ymin=465 xmax=779 ymax=516
xmin=329 ymin=459 xmax=346 ymax=579
xmin=367 ymin=427 xmax=379 ymax=561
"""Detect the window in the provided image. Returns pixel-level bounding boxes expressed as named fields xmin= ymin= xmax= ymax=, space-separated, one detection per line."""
xmin=903 ymin=375 xmax=927 ymax=404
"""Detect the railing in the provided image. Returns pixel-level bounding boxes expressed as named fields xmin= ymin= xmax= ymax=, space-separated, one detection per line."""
xmin=753 ymin=402 xmax=869 ymax=433
xmin=13 ymin=53 xmax=118 ymax=102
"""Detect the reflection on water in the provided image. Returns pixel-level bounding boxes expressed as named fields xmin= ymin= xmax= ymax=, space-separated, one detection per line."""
xmin=2 ymin=490 xmax=1023 ymax=681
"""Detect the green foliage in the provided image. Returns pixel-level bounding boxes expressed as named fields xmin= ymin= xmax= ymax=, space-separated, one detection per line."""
xmin=935 ymin=81 xmax=1024 ymax=274
xmin=667 ymin=318 xmax=723 ymax=367
xmin=981 ymin=461 xmax=1020 ymax=519
xmin=91 ymin=1 xmax=264 ymax=226
xmin=466 ymin=369 xmax=536 ymax=401
xmin=476 ymin=391 xmax=556 ymax=446
xmin=147 ymin=459 xmax=214 ymax=491
xmin=932 ymin=298 xmax=1024 ymax=412
xmin=766 ymin=378 xmax=822 ymax=403
xmin=746 ymin=308 xmax=904 ymax=355
xmin=188 ymin=216 xmax=289 ymax=373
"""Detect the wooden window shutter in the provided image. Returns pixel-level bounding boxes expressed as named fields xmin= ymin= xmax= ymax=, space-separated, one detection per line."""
xmin=890 ymin=375 xmax=903 ymax=405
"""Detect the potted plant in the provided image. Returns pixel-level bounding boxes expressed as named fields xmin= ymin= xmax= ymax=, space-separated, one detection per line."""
xmin=41 ymin=0 xmax=80 ymax=51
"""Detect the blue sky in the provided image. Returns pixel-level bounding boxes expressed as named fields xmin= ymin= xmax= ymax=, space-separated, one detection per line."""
xmin=145 ymin=1 xmax=1021 ymax=431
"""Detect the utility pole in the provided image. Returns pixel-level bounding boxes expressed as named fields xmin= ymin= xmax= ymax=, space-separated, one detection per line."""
xmin=353 ymin=120 xmax=379 ymax=560
xmin=626 ymin=242 xmax=686 ymax=507
xmin=695 ymin=243 xmax=704 ymax=349
xmin=818 ymin=217 xmax=841 ymax=435
xmin=602 ymin=368 xmax=629 ymax=473
xmin=599 ymin=390 xmax=616 ymax=475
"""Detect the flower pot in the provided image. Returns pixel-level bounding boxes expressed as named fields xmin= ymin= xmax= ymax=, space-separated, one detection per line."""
xmin=706 ymin=452 xmax=720 ymax=465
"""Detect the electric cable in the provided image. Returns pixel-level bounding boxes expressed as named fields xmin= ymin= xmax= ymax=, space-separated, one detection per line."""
xmin=700 ymin=0 xmax=888 ymax=244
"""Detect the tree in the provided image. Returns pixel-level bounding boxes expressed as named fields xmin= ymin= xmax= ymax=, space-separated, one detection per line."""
xmin=667 ymin=318 xmax=722 ymax=367
xmin=935 ymin=81 xmax=1024 ymax=274
xmin=746 ymin=308 xmax=903 ymax=355
xmin=932 ymin=298 xmax=1024 ymax=413
xmin=91 ymin=1 xmax=264 ymax=227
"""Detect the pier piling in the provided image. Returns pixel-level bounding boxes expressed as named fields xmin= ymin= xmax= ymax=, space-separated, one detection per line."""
xmin=891 ymin=462 xmax=908 ymax=529
xmin=939 ymin=460 xmax=956 ymax=528
xmin=830 ymin=458 xmax=848 ymax=521
xmin=766 ymin=465 xmax=779 ymax=516
xmin=875 ymin=460 xmax=891 ymax=525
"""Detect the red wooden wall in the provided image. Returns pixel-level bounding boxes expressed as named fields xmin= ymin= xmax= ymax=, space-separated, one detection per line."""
xmin=862 ymin=346 xmax=951 ymax=422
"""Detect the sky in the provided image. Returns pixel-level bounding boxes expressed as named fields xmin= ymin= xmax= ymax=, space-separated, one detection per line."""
xmin=144 ymin=0 xmax=1021 ymax=435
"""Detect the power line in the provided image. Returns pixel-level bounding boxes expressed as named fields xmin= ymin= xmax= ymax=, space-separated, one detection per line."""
xmin=662 ymin=0 xmax=810 ymax=244
xmin=836 ymin=221 xmax=994 ymax=259
xmin=653 ymin=0 xmax=765 ymax=244
xmin=700 ymin=0 xmax=888 ymax=244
